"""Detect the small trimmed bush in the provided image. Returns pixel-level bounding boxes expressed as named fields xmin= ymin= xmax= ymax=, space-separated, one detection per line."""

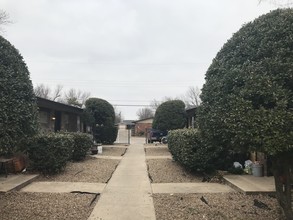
xmin=71 ymin=132 xmax=93 ymax=161
xmin=168 ymin=129 xmax=224 ymax=172
xmin=28 ymin=133 xmax=73 ymax=174
xmin=93 ymin=126 xmax=118 ymax=144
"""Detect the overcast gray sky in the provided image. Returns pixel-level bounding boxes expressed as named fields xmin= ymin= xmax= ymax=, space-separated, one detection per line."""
xmin=1 ymin=0 xmax=283 ymax=119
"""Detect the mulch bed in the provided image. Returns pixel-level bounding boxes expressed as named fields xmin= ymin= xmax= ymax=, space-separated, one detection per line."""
xmin=0 ymin=191 xmax=98 ymax=220
xmin=36 ymin=156 xmax=119 ymax=183
xmin=147 ymin=159 xmax=202 ymax=183
xmin=153 ymin=193 xmax=284 ymax=220
xmin=101 ymin=147 xmax=127 ymax=156
xmin=145 ymin=147 xmax=171 ymax=156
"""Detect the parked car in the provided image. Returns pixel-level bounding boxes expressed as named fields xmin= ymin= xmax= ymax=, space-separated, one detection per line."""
xmin=147 ymin=129 xmax=168 ymax=143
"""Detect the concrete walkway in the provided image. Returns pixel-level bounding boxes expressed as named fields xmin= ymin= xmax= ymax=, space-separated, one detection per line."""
xmin=224 ymin=175 xmax=275 ymax=194
xmin=0 ymin=174 xmax=38 ymax=192
xmin=88 ymin=138 xmax=156 ymax=220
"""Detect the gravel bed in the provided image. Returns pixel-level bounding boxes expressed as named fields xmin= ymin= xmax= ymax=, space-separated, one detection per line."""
xmin=0 ymin=191 xmax=98 ymax=220
xmin=101 ymin=147 xmax=127 ymax=156
xmin=153 ymin=193 xmax=284 ymax=220
xmin=147 ymin=159 xmax=202 ymax=183
xmin=145 ymin=147 xmax=171 ymax=156
xmin=37 ymin=156 xmax=119 ymax=183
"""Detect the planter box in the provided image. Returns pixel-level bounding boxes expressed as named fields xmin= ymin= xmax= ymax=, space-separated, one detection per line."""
xmin=13 ymin=156 xmax=26 ymax=172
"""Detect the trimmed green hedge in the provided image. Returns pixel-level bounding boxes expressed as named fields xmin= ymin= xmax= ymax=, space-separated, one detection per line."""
xmin=70 ymin=132 xmax=93 ymax=161
xmin=153 ymin=100 xmax=186 ymax=131
xmin=93 ymin=126 xmax=118 ymax=144
xmin=84 ymin=98 xmax=118 ymax=144
xmin=28 ymin=133 xmax=74 ymax=174
xmin=168 ymin=129 xmax=225 ymax=172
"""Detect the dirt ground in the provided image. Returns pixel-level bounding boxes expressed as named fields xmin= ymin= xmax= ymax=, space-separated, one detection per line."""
xmin=36 ymin=156 xmax=120 ymax=183
xmin=0 ymin=145 xmax=285 ymax=220
xmin=0 ymin=191 xmax=98 ymax=220
xmin=153 ymin=193 xmax=284 ymax=220
xmin=147 ymin=159 xmax=202 ymax=183
xmin=147 ymin=148 xmax=284 ymax=220
xmin=145 ymin=147 xmax=171 ymax=156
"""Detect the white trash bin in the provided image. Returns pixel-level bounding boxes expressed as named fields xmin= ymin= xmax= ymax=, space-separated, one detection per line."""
xmin=98 ymin=145 xmax=103 ymax=154
xmin=252 ymin=164 xmax=263 ymax=177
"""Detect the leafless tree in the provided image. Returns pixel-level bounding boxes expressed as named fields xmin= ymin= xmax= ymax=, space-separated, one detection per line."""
xmin=34 ymin=84 xmax=51 ymax=99
xmin=0 ymin=10 xmax=11 ymax=32
xmin=34 ymin=84 xmax=90 ymax=107
xmin=258 ymin=0 xmax=293 ymax=6
xmin=184 ymin=86 xmax=201 ymax=107
xmin=114 ymin=108 xmax=123 ymax=124
xmin=34 ymin=84 xmax=63 ymax=100
xmin=150 ymin=96 xmax=174 ymax=110
xmin=64 ymin=88 xmax=90 ymax=107
xmin=136 ymin=107 xmax=154 ymax=120
xmin=52 ymin=84 xmax=63 ymax=101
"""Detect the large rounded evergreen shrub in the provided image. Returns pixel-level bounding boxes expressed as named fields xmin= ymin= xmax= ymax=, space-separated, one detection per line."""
xmin=153 ymin=100 xmax=186 ymax=131
xmin=0 ymin=36 xmax=38 ymax=156
xmin=84 ymin=98 xmax=117 ymax=144
xmin=198 ymin=9 xmax=293 ymax=218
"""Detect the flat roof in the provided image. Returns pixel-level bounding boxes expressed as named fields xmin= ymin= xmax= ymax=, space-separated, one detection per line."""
xmin=36 ymin=97 xmax=83 ymax=115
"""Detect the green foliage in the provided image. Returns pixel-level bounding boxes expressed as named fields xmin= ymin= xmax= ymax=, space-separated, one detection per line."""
xmin=0 ymin=36 xmax=38 ymax=156
xmin=84 ymin=98 xmax=117 ymax=144
xmin=228 ymin=166 xmax=244 ymax=175
xmin=168 ymin=129 xmax=222 ymax=172
xmin=27 ymin=133 xmax=73 ymax=174
xmin=198 ymin=9 xmax=293 ymax=156
xmin=84 ymin=98 xmax=115 ymax=126
xmin=153 ymin=100 xmax=186 ymax=131
xmin=93 ymin=126 xmax=118 ymax=144
xmin=70 ymin=132 xmax=93 ymax=161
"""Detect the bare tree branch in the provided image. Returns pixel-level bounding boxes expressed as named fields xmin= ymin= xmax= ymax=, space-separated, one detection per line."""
xmin=258 ymin=0 xmax=293 ymax=7
xmin=34 ymin=84 xmax=51 ymax=99
xmin=150 ymin=96 xmax=174 ymax=110
xmin=114 ymin=108 xmax=123 ymax=124
xmin=0 ymin=10 xmax=11 ymax=33
xmin=64 ymin=88 xmax=91 ymax=107
xmin=136 ymin=108 xmax=154 ymax=120
xmin=0 ymin=10 xmax=10 ymax=26
xmin=52 ymin=84 xmax=63 ymax=101
xmin=185 ymin=86 xmax=201 ymax=107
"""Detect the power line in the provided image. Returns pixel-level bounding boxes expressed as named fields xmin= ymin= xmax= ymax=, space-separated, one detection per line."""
xmin=112 ymin=104 xmax=152 ymax=107
xmin=27 ymin=59 xmax=208 ymax=66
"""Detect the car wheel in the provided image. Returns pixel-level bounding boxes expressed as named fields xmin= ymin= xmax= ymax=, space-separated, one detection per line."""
xmin=161 ymin=137 xmax=167 ymax=144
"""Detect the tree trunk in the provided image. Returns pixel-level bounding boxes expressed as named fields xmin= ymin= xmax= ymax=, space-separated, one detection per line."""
xmin=272 ymin=154 xmax=293 ymax=220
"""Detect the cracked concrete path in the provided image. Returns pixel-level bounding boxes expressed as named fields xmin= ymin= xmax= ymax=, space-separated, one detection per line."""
xmin=21 ymin=182 xmax=106 ymax=193
xmin=152 ymin=183 xmax=234 ymax=194
xmin=88 ymin=138 xmax=156 ymax=220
